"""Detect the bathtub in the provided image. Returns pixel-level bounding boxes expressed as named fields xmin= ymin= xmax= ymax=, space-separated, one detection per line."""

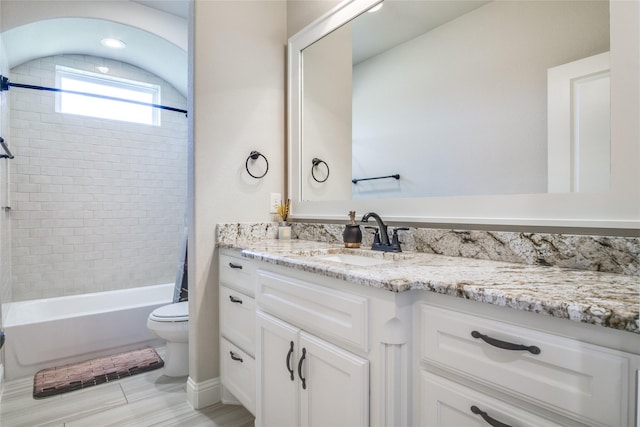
xmin=2 ymin=283 xmax=175 ymax=380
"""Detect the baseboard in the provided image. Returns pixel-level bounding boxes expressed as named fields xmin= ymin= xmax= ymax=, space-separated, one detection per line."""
xmin=186 ymin=376 xmax=221 ymax=410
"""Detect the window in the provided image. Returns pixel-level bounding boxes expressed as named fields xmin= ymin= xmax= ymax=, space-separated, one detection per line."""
xmin=55 ymin=66 xmax=161 ymax=126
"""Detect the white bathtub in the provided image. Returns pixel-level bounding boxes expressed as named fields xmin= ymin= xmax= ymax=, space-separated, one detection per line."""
xmin=2 ymin=283 xmax=175 ymax=380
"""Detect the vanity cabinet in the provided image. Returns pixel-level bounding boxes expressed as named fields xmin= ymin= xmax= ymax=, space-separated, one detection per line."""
xmin=417 ymin=303 xmax=638 ymax=426
xmin=256 ymin=310 xmax=368 ymax=427
xmin=218 ymin=247 xmax=639 ymax=426
xmin=219 ymin=250 xmax=257 ymax=415
xmin=255 ymin=269 xmax=369 ymax=427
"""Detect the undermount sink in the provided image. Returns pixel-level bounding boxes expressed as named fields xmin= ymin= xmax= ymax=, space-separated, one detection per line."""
xmin=313 ymin=253 xmax=394 ymax=267
xmin=287 ymin=247 xmax=413 ymax=267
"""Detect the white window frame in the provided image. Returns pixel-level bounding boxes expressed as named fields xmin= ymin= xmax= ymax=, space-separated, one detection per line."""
xmin=55 ymin=65 xmax=161 ymax=126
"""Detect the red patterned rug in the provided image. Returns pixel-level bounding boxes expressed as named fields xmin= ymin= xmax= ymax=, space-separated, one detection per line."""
xmin=33 ymin=347 xmax=164 ymax=398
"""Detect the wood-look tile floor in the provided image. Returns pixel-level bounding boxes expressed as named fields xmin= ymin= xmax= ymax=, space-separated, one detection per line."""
xmin=0 ymin=349 xmax=255 ymax=427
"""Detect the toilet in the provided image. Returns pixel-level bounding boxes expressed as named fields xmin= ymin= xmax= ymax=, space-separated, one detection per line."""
xmin=147 ymin=301 xmax=189 ymax=377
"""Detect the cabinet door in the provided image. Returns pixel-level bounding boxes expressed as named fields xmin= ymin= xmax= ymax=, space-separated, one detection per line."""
xmin=256 ymin=311 xmax=299 ymax=427
xmin=299 ymin=331 xmax=369 ymax=427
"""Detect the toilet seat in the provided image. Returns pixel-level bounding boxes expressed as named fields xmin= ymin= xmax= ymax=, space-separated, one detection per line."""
xmin=149 ymin=301 xmax=189 ymax=322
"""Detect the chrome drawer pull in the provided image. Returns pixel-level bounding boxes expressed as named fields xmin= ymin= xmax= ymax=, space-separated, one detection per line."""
xmin=229 ymin=262 xmax=243 ymax=269
xmin=471 ymin=406 xmax=512 ymax=427
xmin=230 ymin=351 xmax=243 ymax=363
xmin=286 ymin=341 xmax=295 ymax=381
xmin=229 ymin=295 xmax=243 ymax=304
xmin=471 ymin=330 xmax=541 ymax=355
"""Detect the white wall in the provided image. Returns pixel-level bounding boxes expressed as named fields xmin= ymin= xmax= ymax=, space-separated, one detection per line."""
xmin=287 ymin=0 xmax=341 ymax=38
xmin=190 ymin=0 xmax=286 ymax=391
xmin=0 ymin=0 xmax=186 ymax=50
xmin=352 ymin=0 xmax=609 ymax=199
xmin=8 ymin=54 xmax=187 ymax=301
xmin=302 ymin=22 xmax=352 ymax=201
xmin=0 ymin=1 xmax=187 ymax=98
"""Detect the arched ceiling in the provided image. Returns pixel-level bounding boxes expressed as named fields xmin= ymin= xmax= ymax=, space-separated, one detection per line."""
xmin=1 ymin=1 xmax=189 ymax=97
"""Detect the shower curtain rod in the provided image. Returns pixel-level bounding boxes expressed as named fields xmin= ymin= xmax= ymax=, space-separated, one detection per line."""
xmin=0 ymin=75 xmax=187 ymax=115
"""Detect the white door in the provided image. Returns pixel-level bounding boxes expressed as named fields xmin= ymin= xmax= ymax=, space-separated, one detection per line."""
xmin=548 ymin=52 xmax=610 ymax=193
xmin=299 ymin=331 xmax=369 ymax=427
xmin=256 ymin=311 xmax=299 ymax=427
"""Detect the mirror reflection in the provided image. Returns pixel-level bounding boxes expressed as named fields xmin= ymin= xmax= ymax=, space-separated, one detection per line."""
xmin=301 ymin=0 xmax=610 ymax=202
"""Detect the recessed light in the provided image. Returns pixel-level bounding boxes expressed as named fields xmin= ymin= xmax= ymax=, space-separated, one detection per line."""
xmin=96 ymin=66 xmax=109 ymax=74
xmin=101 ymin=38 xmax=126 ymax=49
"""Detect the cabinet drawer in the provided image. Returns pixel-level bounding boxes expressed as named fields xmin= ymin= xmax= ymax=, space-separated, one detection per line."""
xmin=420 ymin=371 xmax=565 ymax=427
xmin=221 ymin=338 xmax=256 ymax=416
xmin=257 ymin=270 xmax=368 ymax=352
xmin=220 ymin=285 xmax=256 ymax=357
xmin=419 ymin=305 xmax=629 ymax=426
xmin=219 ymin=252 xmax=255 ymax=296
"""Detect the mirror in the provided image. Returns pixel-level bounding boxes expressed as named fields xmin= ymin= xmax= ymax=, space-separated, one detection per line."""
xmin=301 ymin=0 xmax=610 ymax=201
xmin=288 ymin=0 xmax=639 ymax=228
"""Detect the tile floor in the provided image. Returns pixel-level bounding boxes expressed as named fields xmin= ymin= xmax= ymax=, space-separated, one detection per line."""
xmin=0 ymin=348 xmax=255 ymax=427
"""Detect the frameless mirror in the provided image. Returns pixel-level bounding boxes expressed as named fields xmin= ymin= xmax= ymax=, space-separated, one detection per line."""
xmin=301 ymin=0 xmax=610 ymax=201
xmin=288 ymin=0 xmax=639 ymax=228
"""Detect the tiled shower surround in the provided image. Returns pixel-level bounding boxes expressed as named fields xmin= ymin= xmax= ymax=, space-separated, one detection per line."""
xmin=9 ymin=54 xmax=187 ymax=301
xmin=217 ymin=222 xmax=640 ymax=276
xmin=1 ymin=29 xmax=11 ymax=305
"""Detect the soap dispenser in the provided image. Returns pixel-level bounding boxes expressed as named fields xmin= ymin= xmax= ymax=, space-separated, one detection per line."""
xmin=343 ymin=211 xmax=363 ymax=248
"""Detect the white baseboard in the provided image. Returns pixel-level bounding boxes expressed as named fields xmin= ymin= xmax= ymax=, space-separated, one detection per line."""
xmin=186 ymin=376 xmax=221 ymax=410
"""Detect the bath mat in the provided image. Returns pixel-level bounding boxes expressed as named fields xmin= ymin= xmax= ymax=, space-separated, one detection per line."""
xmin=33 ymin=347 xmax=164 ymax=398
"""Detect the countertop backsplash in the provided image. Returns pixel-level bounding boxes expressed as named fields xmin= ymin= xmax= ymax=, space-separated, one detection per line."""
xmin=216 ymin=222 xmax=640 ymax=276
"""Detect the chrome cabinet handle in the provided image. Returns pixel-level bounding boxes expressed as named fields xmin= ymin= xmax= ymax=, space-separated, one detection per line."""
xmin=470 ymin=406 xmax=512 ymax=427
xmin=471 ymin=330 xmax=541 ymax=355
xmin=229 ymin=351 xmax=243 ymax=363
xmin=229 ymin=262 xmax=243 ymax=269
xmin=229 ymin=295 xmax=243 ymax=304
xmin=297 ymin=348 xmax=307 ymax=390
xmin=286 ymin=341 xmax=295 ymax=381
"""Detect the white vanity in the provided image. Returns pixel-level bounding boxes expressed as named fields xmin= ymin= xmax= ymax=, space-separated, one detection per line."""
xmin=218 ymin=240 xmax=640 ymax=427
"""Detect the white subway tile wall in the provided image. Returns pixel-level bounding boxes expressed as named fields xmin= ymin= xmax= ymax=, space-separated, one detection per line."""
xmin=9 ymin=54 xmax=187 ymax=301
xmin=1 ymin=31 xmax=11 ymax=305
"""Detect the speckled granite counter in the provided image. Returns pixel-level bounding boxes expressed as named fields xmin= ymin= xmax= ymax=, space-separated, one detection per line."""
xmin=218 ymin=238 xmax=640 ymax=334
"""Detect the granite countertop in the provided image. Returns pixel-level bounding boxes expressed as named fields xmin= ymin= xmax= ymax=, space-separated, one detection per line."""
xmin=218 ymin=239 xmax=640 ymax=334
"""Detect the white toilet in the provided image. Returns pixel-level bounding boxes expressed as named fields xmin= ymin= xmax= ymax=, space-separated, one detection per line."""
xmin=147 ymin=301 xmax=189 ymax=377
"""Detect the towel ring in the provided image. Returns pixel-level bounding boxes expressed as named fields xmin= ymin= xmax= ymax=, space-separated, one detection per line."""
xmin=246 ymin=151 xmax=269 ymax=179
xmin=311 ymin=158 xmax=329 ymax=183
